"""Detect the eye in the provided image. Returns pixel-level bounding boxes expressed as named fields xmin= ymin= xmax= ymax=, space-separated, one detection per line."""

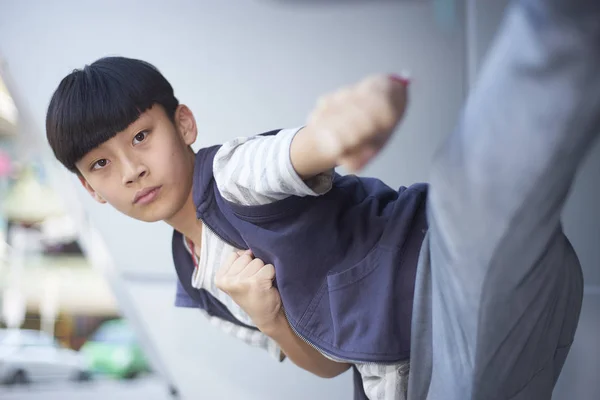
xmin=91 ymin=159 xmax=109 ymax=171
xmin=133 ymin=130 xmax=149 ymax=145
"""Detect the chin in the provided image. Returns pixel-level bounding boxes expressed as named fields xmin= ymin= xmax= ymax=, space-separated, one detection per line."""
xmin=125 ymin=204 xmax=172 ymax=223
xmin=142 ymin=208 xmax=175 ymax=223
xmin=138 ymin=214 xmax=166 ymax=223
xmin=146 ymin=201 xmax=186 ymax=223
xmin=123 ymin=211 xmax=163 ymax=223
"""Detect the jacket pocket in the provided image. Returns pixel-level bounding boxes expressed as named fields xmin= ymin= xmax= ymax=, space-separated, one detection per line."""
xmin=326 ymin=245 xmax=413 ymax=360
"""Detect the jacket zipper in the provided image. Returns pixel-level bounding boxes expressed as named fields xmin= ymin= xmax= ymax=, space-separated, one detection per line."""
xmin=198 ymin=216 xmax=241 ymax=248
xmin=281 ymin=308 xmax=382 ymax=365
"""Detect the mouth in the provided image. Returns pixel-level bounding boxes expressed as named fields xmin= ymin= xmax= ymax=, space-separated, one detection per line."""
xmin=133 ymin=186 xmax=162 ymax=205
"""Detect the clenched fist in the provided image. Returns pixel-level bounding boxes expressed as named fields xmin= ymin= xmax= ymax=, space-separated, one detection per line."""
xmin=306 ymin=73 xmax=409 ymax=172
xmin=215 ymin=250 xmax=282 ymax=332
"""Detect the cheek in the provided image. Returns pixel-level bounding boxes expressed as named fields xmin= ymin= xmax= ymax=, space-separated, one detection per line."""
xmin=165 ymin=141 xmax=191 ymax=175
xmin=88 ymin=179 xmax=127 ymax=208
xmin=98 ymin=188 xmax=123 ymax=207
xmin=161 ymin=147 xmax=193 ymax=198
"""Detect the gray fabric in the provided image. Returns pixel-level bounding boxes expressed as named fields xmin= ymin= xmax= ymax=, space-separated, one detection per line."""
xmin=408 ymin=0 xmax=598 ymax=398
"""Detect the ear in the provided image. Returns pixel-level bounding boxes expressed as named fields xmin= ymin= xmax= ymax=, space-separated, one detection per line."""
xmin=175 ymin=104 xmax=198 ymax=146
xmin=78 ymin=175 xmax=107 ymax=204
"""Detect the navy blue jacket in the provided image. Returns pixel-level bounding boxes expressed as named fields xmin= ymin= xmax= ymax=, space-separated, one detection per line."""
xmin=173 ymin=130 xmax=428 ymax=397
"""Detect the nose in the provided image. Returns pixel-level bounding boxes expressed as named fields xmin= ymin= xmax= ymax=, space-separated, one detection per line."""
xmin=121 ymin=157 xmax=148 ymax=186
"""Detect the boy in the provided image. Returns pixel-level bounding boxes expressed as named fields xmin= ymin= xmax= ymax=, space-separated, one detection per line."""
xmin=46 ymin=0 xmax=597 ymax=398
xmin=47 ymin=56 xmax=414 ymax=397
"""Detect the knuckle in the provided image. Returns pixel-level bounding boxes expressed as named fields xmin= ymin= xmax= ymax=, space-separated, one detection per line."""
xmin=226 ymin=251 xmax=238 ymax=263
xmin=329 ymin=93 xmax=344 ymax=107
xmin=316 ymin=94 xmax=332 ymax=110
xmin=334 ymin=87 xmax=352 ymax=101
xmin=250 ymin=258 xmax=265 ymax=268
xmin=231 ymin=257 xmax=248 ymax=271
xmin=240 ymin=254 xmax=254 ymax=264
xmin=375 ymin=74 xmax=392 ymax=89
xmin=360 ymin=75 xmax=382 ymax=91
xmin=264 ymin=264 xmax=275 ymax=277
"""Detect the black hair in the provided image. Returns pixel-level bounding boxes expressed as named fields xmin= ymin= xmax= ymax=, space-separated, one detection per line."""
xmin=46 ymin=56 xmax=179 ymax=172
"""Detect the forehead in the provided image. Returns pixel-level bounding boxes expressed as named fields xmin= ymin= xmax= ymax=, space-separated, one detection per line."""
xmin=120 ymin=105 xmax=167 ymax=132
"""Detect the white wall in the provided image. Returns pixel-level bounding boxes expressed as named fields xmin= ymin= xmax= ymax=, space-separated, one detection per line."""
xmin=0 ymin=1 xmax=466 ymax=399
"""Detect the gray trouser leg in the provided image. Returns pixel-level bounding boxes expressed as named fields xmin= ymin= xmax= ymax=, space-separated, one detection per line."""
xmin=409 ymin=1 xmax=598 ymax=399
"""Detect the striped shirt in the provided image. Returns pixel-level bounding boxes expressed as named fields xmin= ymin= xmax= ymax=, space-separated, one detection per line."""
xmin=194 ymin=127 xmax=408 ymax=399
xmin=184 ymin=233 xmax=282 ymax=361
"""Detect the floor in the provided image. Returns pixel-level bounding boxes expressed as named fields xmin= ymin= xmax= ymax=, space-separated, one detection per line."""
xmin=0 ymin=376 xmax=176 ymax=400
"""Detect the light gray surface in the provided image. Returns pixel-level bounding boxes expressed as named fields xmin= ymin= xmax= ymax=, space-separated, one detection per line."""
xmin=1 ymin=377 xmax=174 ymax=400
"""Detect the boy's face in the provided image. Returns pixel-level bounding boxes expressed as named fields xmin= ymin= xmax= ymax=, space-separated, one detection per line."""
xmin=76 ymin=105 xmax=197 ymax=223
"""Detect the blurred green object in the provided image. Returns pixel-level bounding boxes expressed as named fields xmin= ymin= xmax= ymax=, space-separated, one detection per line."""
xmin=79 ymin=319 xmax=150 ymax=379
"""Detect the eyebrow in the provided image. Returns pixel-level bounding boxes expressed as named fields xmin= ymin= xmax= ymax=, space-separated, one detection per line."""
xmin=126 ymin=113 xmax=154 ymax=134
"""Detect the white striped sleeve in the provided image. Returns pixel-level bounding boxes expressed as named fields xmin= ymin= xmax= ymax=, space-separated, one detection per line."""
xmin=213 ymin=127 xmax=334 ymax=206
xmin=199 ymin=309 xmax=284 ymax=362
xmin=355 ymin=361 xmax=410 ymax=400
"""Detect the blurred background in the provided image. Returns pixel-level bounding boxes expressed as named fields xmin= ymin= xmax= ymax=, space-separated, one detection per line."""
xmin=0 ymin=0 xmax=597 ymax=399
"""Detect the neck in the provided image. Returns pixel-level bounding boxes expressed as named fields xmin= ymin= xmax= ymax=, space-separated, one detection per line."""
xmin=165 ymin=184 xmax=203 ymax=249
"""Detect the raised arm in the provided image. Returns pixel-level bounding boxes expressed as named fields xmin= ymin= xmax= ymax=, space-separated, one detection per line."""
xmin=213 ymin=74 xmax=409 ymax=207
xmin=213 ymin=128 xmax=334 ymax=206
